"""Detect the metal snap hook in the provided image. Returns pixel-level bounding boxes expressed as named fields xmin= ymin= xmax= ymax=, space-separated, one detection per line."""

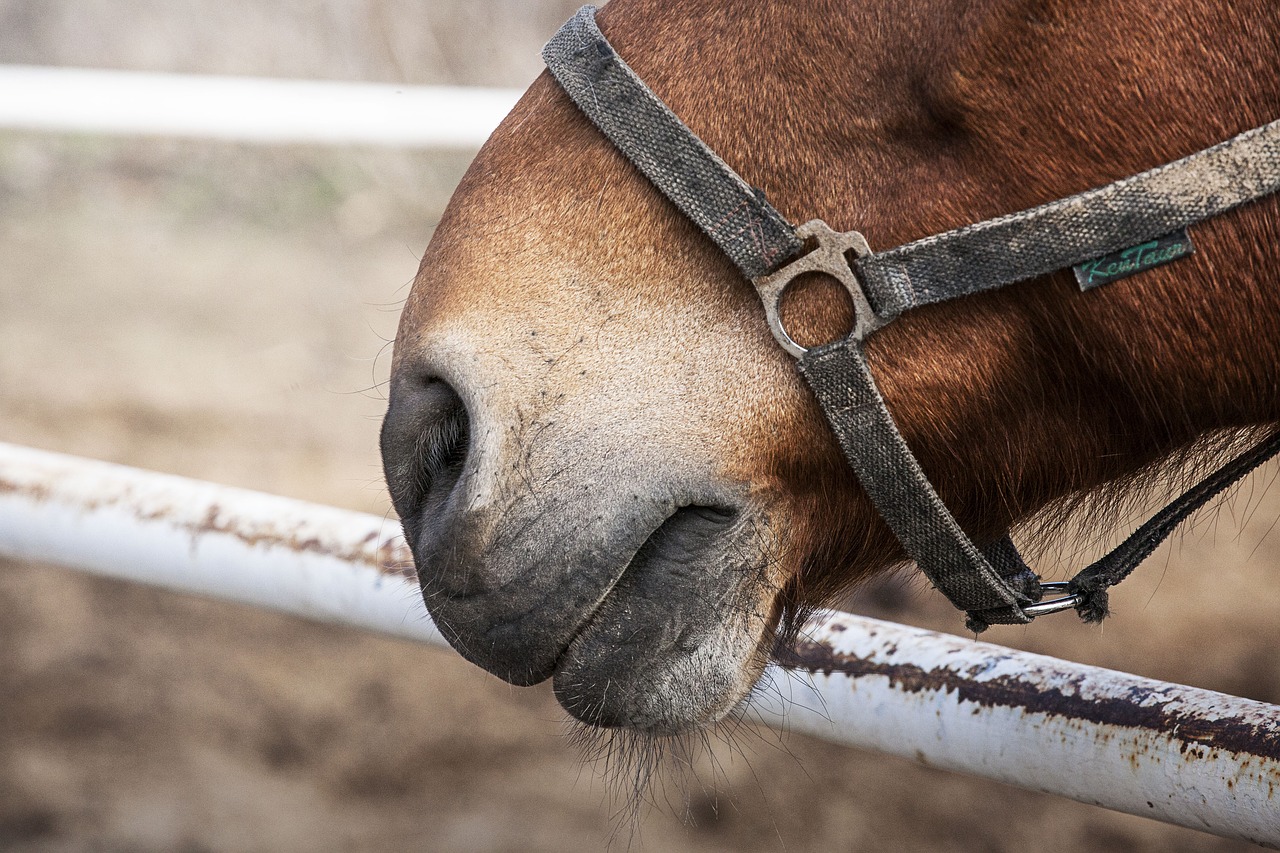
xmin=1021 ymin=582 xmax=1086 ymax=618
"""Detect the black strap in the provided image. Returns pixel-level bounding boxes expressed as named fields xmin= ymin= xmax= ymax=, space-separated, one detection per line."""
xmin=799 ymin=339 xmax=1040 ymax=622
xmin=1052 ymin=429 xmax=1280 ymax=628
xmin=544 ymin=6 xmax=1280 ymax=631
xmin=542 ymin=6 xmax=801 ymax=280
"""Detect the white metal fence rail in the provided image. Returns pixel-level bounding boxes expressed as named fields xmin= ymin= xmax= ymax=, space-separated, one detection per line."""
xmin=0 ymin=65 xmax=521 ymax=148
xmin=0 ymin=443 xmax=1276 ymax=845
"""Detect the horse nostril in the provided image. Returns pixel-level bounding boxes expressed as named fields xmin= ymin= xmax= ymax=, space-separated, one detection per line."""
xmin=380 ymin=376 xmax=471 ymax=536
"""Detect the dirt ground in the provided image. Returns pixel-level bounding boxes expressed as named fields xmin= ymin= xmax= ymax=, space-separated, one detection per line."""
xmin=2 ymin=3 xmax=1279 ymax=851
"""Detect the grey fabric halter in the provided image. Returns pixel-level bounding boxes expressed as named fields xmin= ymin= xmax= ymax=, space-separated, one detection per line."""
xmin=543 ymin=6 xmax=1280 ymax=632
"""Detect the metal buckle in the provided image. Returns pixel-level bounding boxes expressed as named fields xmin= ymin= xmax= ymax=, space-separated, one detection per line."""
xmin=751 ymin=219 xmax=887 ymax=359
xmin=1021 ymin=582 xmax=1085 ymax=618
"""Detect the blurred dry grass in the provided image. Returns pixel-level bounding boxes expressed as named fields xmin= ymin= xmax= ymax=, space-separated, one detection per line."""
xmin=0 ymin=2 xmax=1276 ymax=852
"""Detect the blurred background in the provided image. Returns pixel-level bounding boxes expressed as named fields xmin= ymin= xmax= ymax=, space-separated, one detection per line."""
xmin=0 ymin=2 xmax=1276 ymax=851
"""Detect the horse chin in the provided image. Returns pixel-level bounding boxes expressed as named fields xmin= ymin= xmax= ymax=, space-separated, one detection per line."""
xmin=552 ymin=623 xmax=769 ymax=735
xmin=549 ymin=505 xmax=778 ymax=734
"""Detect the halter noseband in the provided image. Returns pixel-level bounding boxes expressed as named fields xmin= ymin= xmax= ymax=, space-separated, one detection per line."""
xmin=543 ymin=6 xmax=1280 ymax=631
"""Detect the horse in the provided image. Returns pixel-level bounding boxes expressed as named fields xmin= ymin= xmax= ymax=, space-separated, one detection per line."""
xmin=380 ymin=0 xmax=1280 ymax=735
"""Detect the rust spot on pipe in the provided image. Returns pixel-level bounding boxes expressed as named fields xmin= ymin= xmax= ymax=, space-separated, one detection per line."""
xmin=377 ymin=536 xmax=417 ymax=584
xmin=177 ymin=503 xmax=416 ymax=583
xmin=776 ymin=638 xmax=1280 ymax=761
xmin=0 ymin=465 xmax=420 ymax=585
xmin=0 ymin=474 xmax=50 ymax=502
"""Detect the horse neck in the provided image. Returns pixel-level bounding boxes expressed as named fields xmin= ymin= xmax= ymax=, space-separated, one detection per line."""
xmin=604 ymin=0 xmax=1280 ymax=542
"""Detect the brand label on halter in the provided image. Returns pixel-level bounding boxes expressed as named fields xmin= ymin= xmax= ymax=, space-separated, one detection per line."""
xmin=1073 ymin=229 xmax=1195 ymax=291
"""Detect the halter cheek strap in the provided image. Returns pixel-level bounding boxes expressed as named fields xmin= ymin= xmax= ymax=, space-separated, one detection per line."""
xmin=544 ymin=6 xmax=1280 ymax=631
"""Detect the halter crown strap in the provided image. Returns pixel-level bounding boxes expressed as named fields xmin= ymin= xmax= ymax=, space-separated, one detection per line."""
xmin=544 ymin=6 xmax=1280 ymax=631
xmin=543 ymin=6 xmax=800 ymax=279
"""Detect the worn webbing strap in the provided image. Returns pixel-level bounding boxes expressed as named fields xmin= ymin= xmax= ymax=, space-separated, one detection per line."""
xmin=1059 ymin=429 xmax=1280 ymax=625
xmin=542 ymin=6 xmax=801 ymax=279
xmin=800 ymin=339 xmax=1040 ymax=621
xmin=857 ymin=120 xmax=1280 ymax=319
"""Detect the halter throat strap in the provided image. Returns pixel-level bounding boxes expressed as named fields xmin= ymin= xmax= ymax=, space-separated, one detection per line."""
xmin=544 ymin=6 xmax=1280 ymax=630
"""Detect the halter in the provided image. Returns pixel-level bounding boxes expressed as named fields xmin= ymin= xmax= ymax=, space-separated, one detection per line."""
xmin=543 ymin=7 xmax=1280 ymax=631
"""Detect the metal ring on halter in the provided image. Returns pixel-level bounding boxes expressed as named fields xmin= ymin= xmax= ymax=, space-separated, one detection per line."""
xmin=1021 ymin=582 xmax=1085 ymax=617
xmin=751 ymin=220 xmax=889 ymax=358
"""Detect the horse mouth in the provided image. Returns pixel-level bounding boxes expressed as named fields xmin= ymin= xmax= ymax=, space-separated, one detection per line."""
xmin=398 ymin=428 xmax=778 ymax=734
xmin=547 ymin=502 xmax=776 ymax=734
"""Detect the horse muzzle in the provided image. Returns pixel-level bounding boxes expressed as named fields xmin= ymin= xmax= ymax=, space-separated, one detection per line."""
xmin=381 ymin=371 xmax=778 ymax=733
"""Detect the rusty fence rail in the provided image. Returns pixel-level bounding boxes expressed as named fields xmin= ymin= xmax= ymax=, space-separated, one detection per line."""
xmin=0 ymin=441 xmax=1276 ymax=845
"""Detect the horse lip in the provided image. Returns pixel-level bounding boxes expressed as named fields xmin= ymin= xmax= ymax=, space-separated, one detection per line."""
xmin=548 ymin=503 xmax=759 ymax=731
xmin=546 ymin=504 xmax=738 ymax=676
xmin=411 ymin=496 xmax=712 ymax=685
xmin=412 ymin=479 xmax=750 ymax=697
xmin=514 ymin=501 xmax=744 ymax=689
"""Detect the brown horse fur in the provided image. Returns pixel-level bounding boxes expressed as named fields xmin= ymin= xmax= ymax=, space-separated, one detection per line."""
xmin=383 ymin=0 xmax=1280 ymax=735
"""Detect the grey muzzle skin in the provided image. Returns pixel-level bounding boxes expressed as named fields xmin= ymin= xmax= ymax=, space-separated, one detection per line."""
xmin=379 ymin=375 xmax=665 ymax=686
xmin=544 ymin=5 xmax=1280 ymax=632
xmin=381 ymin=369 xmax=774 ymax=730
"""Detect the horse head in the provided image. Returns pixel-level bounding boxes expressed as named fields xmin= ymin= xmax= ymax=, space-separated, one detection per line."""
xmin=382 ymin=0 xmax=1280 ymax=733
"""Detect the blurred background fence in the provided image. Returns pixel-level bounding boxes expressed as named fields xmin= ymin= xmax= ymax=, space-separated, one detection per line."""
xmin=2 ymin=2 xmax=1278 ymax=852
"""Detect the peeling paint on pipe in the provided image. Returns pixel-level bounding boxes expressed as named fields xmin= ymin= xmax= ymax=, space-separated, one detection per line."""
xmin=0 ymin=442 xmax=440 ymax=646
xmin=750 ymin=616 xmax=1280 ymax=846
xmin=0 ymin=442 xmax=1276 ymax=844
